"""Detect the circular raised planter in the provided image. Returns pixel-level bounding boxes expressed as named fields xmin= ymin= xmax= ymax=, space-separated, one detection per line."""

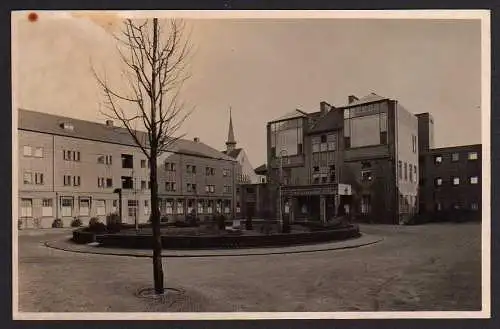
xmin=73 ymin=223 xmax=361 ymax=250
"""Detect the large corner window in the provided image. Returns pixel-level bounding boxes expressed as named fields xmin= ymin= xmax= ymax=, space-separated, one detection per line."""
xmin=270 ymin=118 xmax=303 ymax=157
xmin=344 ymin=104 xmax=388 ymax=148
xmin=121 ymin=154 xmax=134 ymax=169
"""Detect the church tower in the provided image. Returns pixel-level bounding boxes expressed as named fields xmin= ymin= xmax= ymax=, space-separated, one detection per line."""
xmin=226 ymin=107 xmax=237 ymax=153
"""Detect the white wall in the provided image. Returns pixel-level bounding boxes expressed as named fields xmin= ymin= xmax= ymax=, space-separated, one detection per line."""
xmin=236 ymin=149 xmax=261 ymax=184
xmin=395 ymin=104 xmax=419 ymax=214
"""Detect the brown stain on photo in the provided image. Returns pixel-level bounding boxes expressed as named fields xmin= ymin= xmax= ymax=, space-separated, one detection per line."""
xmin=27 ymin=12 xmax=38 ymax=22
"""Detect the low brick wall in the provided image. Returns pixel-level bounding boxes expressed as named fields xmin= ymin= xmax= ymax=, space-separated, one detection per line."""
xmin=92 ymin=225 xmax=361 ymax=250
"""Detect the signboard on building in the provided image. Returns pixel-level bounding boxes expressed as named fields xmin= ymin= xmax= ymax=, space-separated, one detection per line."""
xmin=338 ymin=183 xmax=352 ymax=196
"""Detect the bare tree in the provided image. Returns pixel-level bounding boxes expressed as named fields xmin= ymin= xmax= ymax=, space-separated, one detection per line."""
xmin=92 ymin=18 xmax=193 ymax=294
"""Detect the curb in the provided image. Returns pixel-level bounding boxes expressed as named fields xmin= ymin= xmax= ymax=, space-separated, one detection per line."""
xmin=44 ymin=235 xmax=384 ymax=258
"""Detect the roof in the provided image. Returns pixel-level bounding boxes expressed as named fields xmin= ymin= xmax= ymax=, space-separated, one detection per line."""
xmin=221 ymin=148 xmax=243 ymax=159
xmin=18 ymin=109 xmax=236 ymax=162
xmin=308 ymin=108 xmax=343 ymax=134
xmin=271 ymin=109 xmax=307 ymax=123
xmin=428 ymin=144 xmax=482 ymax=154
xmin=254 ymin=163 xmax=267 ymax=174
xmin=226 ymin=108 xmax=236 ymax=145
xmin=342 ymin=93 xmax=388 ymax=108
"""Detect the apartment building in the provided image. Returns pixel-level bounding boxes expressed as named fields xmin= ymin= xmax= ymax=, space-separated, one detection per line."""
xmin=18 ymin=109 xmax=238 ymax=229
xmin=265 ymin=93 xmax=420 ymax=224
xmin=417 ymin=113 xmax=481 ymax=218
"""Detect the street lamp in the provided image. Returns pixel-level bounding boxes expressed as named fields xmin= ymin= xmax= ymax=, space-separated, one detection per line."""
xmin=278 ymin=149 xmax=288 ymax=232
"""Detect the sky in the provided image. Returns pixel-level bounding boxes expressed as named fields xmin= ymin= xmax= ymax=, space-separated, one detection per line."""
xmin=12 ymin=12 xmax=483 ymax=168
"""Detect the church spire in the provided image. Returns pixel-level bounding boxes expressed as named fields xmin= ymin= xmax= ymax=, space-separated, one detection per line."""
xmin=226 ymin=106 xmax=236 ymax=152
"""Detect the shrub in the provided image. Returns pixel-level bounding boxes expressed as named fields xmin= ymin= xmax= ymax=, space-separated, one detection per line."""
xmin=106 ymin=213 xmax=122 ymax=233
xmin=71 ymin=217 xmax=83 ymax=227
xmin=88 ymin=217 xmax=107 ymax=233
xmin=160 ymin=215 xmax=169 ymax=223
xmin=52 ymin=218 xmax=63 ymax=228
xmin=217 ymin=214 xmax=226 ymax=230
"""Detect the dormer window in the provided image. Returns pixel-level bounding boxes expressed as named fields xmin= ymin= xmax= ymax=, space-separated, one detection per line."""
xmin=60 ymin=122 xmax=74 ymax=131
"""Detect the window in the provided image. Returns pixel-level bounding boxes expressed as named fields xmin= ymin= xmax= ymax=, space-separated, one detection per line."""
xmin=187 ymin=200 xmax=194 ymax=214
xmin=409 ymin=164 xmax=413 ymax=182
xmin=112 ymin=200 xmax=118 ymax=213
xmin=206 ymin=167 xmax=211 ymax=176
xmin=95 ymin=200 xmax=105 ymax=216
xmin=404 ymin=163 xmax=408 ymax=181
xmin=434 ymin=155 xmax=442 ymax=164
xmin=191 ymin=165 xmax=197 ymax=174
xmin=451 ymin=153 xmax=459 ymax=162
xmin=23 ymin=171 xmax=32 ymax=184
xmin=63 ymin=175 xmax=71 ymax=186
xmin=106 ymin=178 xmax=113 ymax=188
xmin=468 ymin=152 xmax=478 ymax=160
xmin=32 ymin=172 xmax=43 ymax=185
xmin=166 ymin=182 xmax=175 ymax=192
xmin=128 ymin=200 xmax=138 ymax=218
xmin=471 ymin=202 xmax=479 ymax=211
xmin=224 ymin=185 xmax=231 ymax=193
xmin=313 ymin=166 xmax=319 ymax=172
xmin=73 ymin=176 xmax=81 ymax=186
xmin=380 ymin=131 xmax=388 ymax=145
xmin=79 ymin=198 xmax=90 ymax=216
xmin=413 ymin=165 xmax=417 ymax=183
xmin=61 ymin=197 xmax=73 ymax=217
xmin=470 ymin=176 xmax=479 ymax=184
xmin=74 ymin=151 xmax=81 ymax=161
xmin=140 ymin=159 xmax=147 ymax=168
xmin=121 ymin=176 xmax=133 ymax=189
xmin=23 ymin=146 xmax=32 ymax=157
xmin=412 ymin=135 xmax=417 ymax=153
xmin=166 ymin=200 xmax=173 ymax=214
xmin=216 ymin=200 xmax=222 ymax=213
xmin=327 ymin=134 xmax=336 ymax=151
xmin=187 ymin=183 xmax=193 ymax=192
xmin=321 ymin=176 xmax=328 ymax=183
xmin=97 ymin=155 xmax=105 ymax=164
xmin=223 ymin=169 xmax=230 ymax=177
xmin=121 ymin=154 xmax=134 ymax=168
xmin=34 ymin=147 xmax=43 ymax=158
xmin=177 ymin=200 xmax=184 ymax=214
xmin=141 ymin=180 xmax=147 ymax=189
xmin=452 ymin=177 xmax=460 ymax=186
xmin=224 ymin=200 xmax=231 ymax=214
xmin=165 ymin=162 xmax=176 ymax=171
xmin=144 ymin=200 xmax=150 ymax=215
xmin=98 ymin=177 xmax=105 ymax=188
xmin=236 ymin=202 xmax=241 ymax=213
xmin=207 ymin=200 xmax=213 ymax=214
xmin=398 ymin=161 xmax=402 ymax=180
xmin=20 ymin=198 xmax=33 ymax=218
xmin=313 ymin=177 xmax=320 ymax=184
xmin=41 ymin=198 xmax=53 ymax=217
xmin=106 ymin=155 xmax=112 ymax=165
xmin=435 ymin=178 xmax=443 ymax=186
xmin=198 ymin=200 xmax=204 ymax=214
xmin=361 ymin=170 xmax=373 ymax=182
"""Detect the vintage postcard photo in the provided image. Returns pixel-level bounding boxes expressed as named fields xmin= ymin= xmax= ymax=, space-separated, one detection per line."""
xmin=11 ymin=10 xmax=490 ymax=320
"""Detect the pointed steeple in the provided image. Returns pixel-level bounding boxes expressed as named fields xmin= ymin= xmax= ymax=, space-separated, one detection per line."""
xmin=226 ymin=106 xmax=237 ymax=152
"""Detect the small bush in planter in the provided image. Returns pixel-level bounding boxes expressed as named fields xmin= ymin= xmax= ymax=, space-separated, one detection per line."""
xmin=71 ymin=217 xmax=83 ymax=227
xmin=217 ymin=214 xmax=226 ymax=230
xmin=52 ymin=218 xmax=63 ymax=228
xmin=88 ymin=217 xmax=106 ymax=233
xmin=106 ymin=213 xmax=122 ymax=233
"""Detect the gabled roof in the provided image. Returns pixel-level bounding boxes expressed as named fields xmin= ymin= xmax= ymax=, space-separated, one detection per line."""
xmin=342 ymin=93 xmax=388 ymax=108
xmin=254 ymin=163 xmax=267 ymax=175
xmin=221 ymin=148 xmax=243 ymax=159
xmin=18 ymin=109 xmax=236 ymax=162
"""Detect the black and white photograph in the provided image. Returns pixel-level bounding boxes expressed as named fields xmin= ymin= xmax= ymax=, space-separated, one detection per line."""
xmin=12 ymin=10 xmax=490 ymax=320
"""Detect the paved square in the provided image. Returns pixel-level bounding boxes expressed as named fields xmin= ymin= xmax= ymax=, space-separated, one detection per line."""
xmin=17 ymin=223 xmax=482 ymax=312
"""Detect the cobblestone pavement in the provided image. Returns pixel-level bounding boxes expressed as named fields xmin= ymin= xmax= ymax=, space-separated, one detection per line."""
xmin=17 ymin=223 xmax=482 ymax=313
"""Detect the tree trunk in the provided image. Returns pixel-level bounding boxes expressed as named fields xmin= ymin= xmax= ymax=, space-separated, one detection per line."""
xmin=150 ymin=148 xmax=164 ymax=294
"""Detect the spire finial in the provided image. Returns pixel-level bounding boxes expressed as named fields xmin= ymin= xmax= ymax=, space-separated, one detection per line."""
xmin=226 ymin=105 xmax=236 ymax=152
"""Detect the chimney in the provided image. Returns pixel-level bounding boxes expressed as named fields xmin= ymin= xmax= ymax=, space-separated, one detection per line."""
xmin=105 ymin=120 xmax=114 ymax=127
xmin=320 ymin=101 xmax=332 ymax=115
xmin=194 ymin=137 xmax=200 ymax=143
xmin=348 ymin=95 xmax=359 ymax=104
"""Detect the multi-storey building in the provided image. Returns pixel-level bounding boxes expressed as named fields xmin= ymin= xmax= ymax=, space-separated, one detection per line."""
xmin=266 ymin=93 xmax=420 ymax=224
xmin=18 ymin=109 xmax=239 ymax=229
xmin=416 ymin=113 xmax=481 ymax=219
